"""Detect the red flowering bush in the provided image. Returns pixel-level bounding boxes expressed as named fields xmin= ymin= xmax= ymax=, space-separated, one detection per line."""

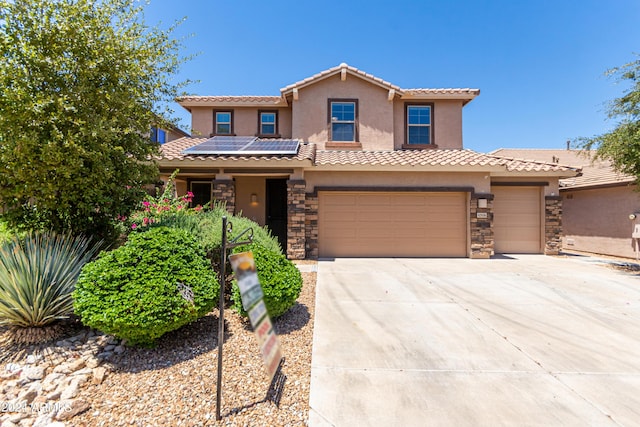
xmin=124 ymin=171 xmax=206 ymax=232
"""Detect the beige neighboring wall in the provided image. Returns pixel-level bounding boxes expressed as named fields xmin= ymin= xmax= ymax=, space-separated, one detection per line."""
xmin=393 ymin=99 xmax=464 ymax=149
xmin=563 ymin=185 xmax=640 ymax=259
xmin=292 ymin=73 xmax=394 ymax=149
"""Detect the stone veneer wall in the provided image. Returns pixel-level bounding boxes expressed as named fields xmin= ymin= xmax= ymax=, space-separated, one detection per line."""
xmin=544 ymin=196 xmax=562 ymax=255
xmin=470 ymin=194 xmax=494 ymax=259
xmin=305 ymin=194 xmax=319 ymax=259
xmin=212 ymin=179 xmax=235 ymax=214
xmin=287 ymin=180 xmax=306 ymax=260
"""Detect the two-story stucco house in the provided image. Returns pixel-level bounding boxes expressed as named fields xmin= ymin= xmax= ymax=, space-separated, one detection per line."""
xmin=159 ymin=63 xmax=578 ymax=260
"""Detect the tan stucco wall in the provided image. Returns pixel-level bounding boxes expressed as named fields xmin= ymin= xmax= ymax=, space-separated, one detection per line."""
xmin=190 ymin=107 xmax=213 ymax=137
xmin=392 ymin=99 xmax=464 ymax=149
xmin=235 ymin=176 xmax=266 ymax=225
xmin=562 ymin=185 xmax=640 ymax=259
xmin=189 ymin=107 xmax=292 ymax=138
xmin=292 ymin=74 xmax=394 ymax=150
xmin=305 ymin=170 xmax=489 ymax=192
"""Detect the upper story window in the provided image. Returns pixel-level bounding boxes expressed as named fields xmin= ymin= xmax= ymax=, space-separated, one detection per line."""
xmin=150 ymin=127 xmax=167 ymax=144
xmin=258 ymin=111 xmax=278 ymax=136
xmin=405 ymin=104 xmax=433 ymax=146
xmin=214 ymin=111 xmax=233 ymax=135
xmin=329 ymin=99 xmax=358 ymax=142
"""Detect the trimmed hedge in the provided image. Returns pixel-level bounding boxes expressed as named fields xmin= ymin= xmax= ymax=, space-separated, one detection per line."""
xmin=73 ymin=227 xmax=218 ymax=346
xmin=231 ymin=243 xmax=302 ymax=319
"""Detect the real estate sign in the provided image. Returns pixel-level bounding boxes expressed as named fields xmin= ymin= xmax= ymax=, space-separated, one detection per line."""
xmin=229 ymin=252 xmax=282 ymax=380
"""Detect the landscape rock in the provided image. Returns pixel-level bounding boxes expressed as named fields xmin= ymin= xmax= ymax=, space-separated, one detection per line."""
xmin=92 ymin=367 xmax=107 ymax=385
xmin=21 ymin=367 xmax=45 ymax=381
xmin=60 ymin=380 xmax=79 ymax=400
xmin=55 ymin=398 xmax=90 ymax=421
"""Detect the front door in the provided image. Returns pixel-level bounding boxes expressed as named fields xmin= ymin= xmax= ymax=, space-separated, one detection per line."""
xmin=266 ymin=179 xmax=288 ymax=252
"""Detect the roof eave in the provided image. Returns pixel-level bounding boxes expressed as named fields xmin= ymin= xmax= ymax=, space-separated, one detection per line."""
xmin=400 ymin=92 xmax=480 ymax=105
xmin=158 ymin=157 xmax=313 ymax=169
xmin=307 ymin=163 xmax=507 ymax=173
xmin=177 ymin=99 xmax=289 ymax=109
xmin=490 ymin=170 xmax=580 ymax=178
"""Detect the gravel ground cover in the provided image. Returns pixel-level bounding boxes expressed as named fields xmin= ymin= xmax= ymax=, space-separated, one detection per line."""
xmin=1 ymin=267 xmax=316 ymax=427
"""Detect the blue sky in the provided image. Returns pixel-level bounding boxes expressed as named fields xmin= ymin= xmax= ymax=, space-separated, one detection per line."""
xmin=144 ymin=0 xmax=640 ymax=153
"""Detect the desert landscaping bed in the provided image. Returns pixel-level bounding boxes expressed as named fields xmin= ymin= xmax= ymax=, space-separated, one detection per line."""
xmin=1 ymin=267 xmax=317 ymax=427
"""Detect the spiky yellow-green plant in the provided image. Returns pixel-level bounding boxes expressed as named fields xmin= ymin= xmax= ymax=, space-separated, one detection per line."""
xmin=0 ymin=232 xmax=101 ymax=328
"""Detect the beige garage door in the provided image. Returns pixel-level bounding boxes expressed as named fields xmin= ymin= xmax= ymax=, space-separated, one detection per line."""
xmin=318 ymin=191 xmax=467 ymax=257
xmin=492 ymin=186 xmax=542 ymax=253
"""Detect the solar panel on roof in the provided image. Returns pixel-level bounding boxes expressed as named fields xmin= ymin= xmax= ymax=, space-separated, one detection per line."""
xmin=182 ymin=136 xmax=300 ymax=155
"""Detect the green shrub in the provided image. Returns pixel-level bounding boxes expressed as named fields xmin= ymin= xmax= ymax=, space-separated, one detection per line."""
xmin=73 ymin=227 xmax=218 ymax=346
xmin=231 ymin=243 xmax=302 ymax=319
xmin=0 ymin=220 xmax=13 ymax=245
xmin=0 ymin=232 xmax=101 ymax=328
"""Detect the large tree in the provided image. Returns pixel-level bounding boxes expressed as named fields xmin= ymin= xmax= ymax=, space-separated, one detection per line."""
xmin=581 ymin=56 xmax=640 ymax=182
xmin=0 ymin=0 xmax=187 ymax=240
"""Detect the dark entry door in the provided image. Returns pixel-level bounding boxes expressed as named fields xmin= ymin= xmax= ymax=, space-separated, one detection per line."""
xmin=266 ymin=179 xmax=288 ymax=252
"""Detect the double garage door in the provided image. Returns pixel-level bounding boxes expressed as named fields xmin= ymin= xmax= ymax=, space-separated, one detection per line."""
xmin=318 ymin=191 xmax=467 ymax=258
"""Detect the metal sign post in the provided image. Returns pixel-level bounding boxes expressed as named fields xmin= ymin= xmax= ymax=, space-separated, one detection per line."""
xmin=216 ymin=216 xmax=253 ymax=421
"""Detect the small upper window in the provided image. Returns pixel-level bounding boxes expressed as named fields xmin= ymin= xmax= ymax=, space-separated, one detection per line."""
xmin=406 ymin=105 xmax=432 ymax=145
xmin=215 ymin=111 xmax=232 ymax=135
xmin=259 ymin=111 xmax=277 ymax=136
xmin=150 ymin=127 xmax=167 ymax=144
xmin=329 ymin=100 xmax=357 ymax=142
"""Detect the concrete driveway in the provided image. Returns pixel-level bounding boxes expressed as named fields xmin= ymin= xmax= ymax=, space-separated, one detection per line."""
xmin=308 ymin=255 xmax=640 ymax=426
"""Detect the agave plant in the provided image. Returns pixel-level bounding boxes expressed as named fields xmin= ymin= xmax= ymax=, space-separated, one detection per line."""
xmin=0 ymin=231 xmax=101 ymax=328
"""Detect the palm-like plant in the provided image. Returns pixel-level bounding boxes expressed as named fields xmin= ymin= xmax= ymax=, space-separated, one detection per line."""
xmin=0 ymin=232 xmax=101 ymax=328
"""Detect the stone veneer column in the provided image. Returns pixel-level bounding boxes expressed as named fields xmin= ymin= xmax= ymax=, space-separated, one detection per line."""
xmin=544 ymin=196 xmax=562 ymax=255
xmin=287 ymin=180 xmax=306 ymax=260
xmin=212 ymin=179 xmax=235 ymax=215
xmin=470 ymin=194 xmax=494 ymax=259
xmin=305 ymin=194 xmax=319 ymax=260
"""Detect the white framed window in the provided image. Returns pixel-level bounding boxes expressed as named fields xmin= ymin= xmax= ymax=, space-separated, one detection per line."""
xmin=215 ymin=111 xmax=232 ymax=135
xmin=329 ymin=100 xmax=357 ymax=142
xmin=406 ymin=104 xmax=433 ymax=145
xmin=259 ymin=111 xmax=277 ymax=136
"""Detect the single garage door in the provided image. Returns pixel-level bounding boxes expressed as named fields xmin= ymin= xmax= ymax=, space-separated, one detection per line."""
xmin=318 ymin=191 xmax=467 ymax=258
xmin=492 ymin=186 xmax=542 ymax=253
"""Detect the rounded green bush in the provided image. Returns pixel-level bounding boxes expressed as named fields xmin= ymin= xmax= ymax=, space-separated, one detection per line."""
xmin=73 ymin=227 xmax=219 ymax=346
xmin=231 ymin=243 xmax=302 ymax=319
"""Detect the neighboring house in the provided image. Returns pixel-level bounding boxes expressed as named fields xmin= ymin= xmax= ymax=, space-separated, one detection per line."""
xmin=151 ymin=124 xmax=190 ymax=144
xmin=159 ymin=63 xmax=578 ymax=260
xmin=492 ymin=148 xmax=640 ymax=259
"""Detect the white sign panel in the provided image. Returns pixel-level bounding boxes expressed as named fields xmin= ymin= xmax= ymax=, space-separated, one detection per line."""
xmin=229 ymin=252 xmax=283 ymax=380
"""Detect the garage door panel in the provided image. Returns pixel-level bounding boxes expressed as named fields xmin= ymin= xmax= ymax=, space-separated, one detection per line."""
xmin=493 ymin=186 xmax=541 ymax=253
xmin=319 ymin=191 xmax=467 ymax=258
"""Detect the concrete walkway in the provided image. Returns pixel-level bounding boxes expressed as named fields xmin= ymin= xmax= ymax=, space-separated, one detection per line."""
xmin=308 ymin=255 xmax=640 ymax=426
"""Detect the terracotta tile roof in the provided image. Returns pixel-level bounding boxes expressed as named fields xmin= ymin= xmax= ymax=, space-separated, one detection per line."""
xmin=281 ymin=63 xmax=402 ymax=94
xmin=491 ymin=148 xmax=635 ymax=188
xmin=177 ymin=95 xmax=285 ymax=105
xmin=404 ymin=88 xmax=481 ymax=96
xmin=316 ymin=149 xmax=576 ymax=173
xmin=159 ymin=137 xmax=315 ymax=163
